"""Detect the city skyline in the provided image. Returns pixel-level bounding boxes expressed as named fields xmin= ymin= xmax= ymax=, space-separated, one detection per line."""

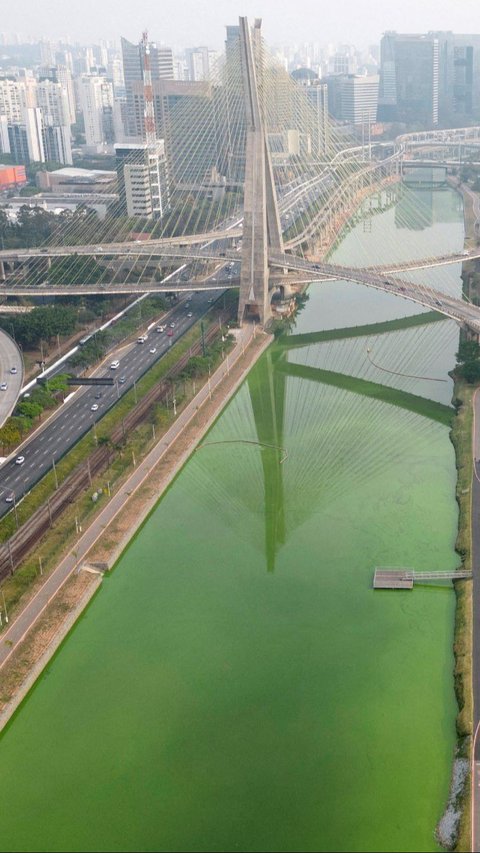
xmin=1 ymin=0 xmax=480 ymax=49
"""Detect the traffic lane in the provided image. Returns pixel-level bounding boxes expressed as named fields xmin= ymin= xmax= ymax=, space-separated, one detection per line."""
xmin=0 ymin=292 xmax=223 ymax=514
xmin=0 ymin=330 xmax=23 ymax=427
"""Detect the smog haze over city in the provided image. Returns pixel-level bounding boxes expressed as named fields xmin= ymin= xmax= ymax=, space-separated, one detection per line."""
xmin=2 ymin=0 xmax=480 ymax=46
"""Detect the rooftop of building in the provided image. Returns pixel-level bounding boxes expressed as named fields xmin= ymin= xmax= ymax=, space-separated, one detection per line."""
xmin=49 ymin=167 xmax=116 ymax=179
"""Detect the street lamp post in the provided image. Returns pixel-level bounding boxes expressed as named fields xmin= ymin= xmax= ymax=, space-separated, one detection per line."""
xmin=52 ymin=456 xmax=59 ymax=489
xmin=12 ymin=492 xmax=18 ymax=529
xmin=1 ymin=589 xmax=9 ymax=623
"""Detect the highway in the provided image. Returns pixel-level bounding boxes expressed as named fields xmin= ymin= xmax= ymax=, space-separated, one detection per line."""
xmin=0 ymin=330 xmax=23 ymax=428
xmin=0 ymin=289 xmax=222 ymax=517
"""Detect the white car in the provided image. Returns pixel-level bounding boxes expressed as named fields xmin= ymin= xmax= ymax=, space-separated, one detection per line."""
xmin=149 ymin=347 xmax=157 ymax=354
xmin=110 ymin=360 xmax=120 ymax=369
xmin=15 ymin=456 xmax=25 ymax=465
xmin=169 ymin=322 xmax=175 ymax=328
xmin=91 ymin=403 xmax=99 ymax=412
xmin=10 ymin=366 xmax=17 ymax=374
xmin=0 ymin=382 xmax=7 ymax=391
xmin=187 ymin=312 xmax=193 ymax=318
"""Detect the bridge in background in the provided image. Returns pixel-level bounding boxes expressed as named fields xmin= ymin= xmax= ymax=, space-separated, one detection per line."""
xmin=0 ymin=18 xmax=479 ymax=335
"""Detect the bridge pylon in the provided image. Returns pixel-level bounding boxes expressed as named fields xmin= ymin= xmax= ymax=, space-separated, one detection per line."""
xmin=237 ymin=17 xmax=284 ymax=327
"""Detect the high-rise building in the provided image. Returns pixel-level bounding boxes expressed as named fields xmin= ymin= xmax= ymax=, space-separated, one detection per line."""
xmin=8 ymin=106 xmax=44 ymax=163
xmin=333 ymin=74 xmax=379 ymax=124
xmin=121 ymin=36 xmax=174 ymax=138
xmin=434 ymin=32 xmax=480 ymax=122
xmin=0 ymin=79 xmax=28 ymax=124
xmin=305 ymin=82 xmax=330 ymax=153
xmin=378 ymin=32 xmax=439 ymax=126
xmin=225 ymin=25 xmax=240 ymax=59
xmin=36 ymin=79 xmax=70 ymax=128
xmin=0 ymin=115 xmax=10 ymax=154
xmin=186 ymin=47 xmax=218 ymax=81
xmin=8 ymin=124 xmax=30 ymax=163
xmin=38 ymin=65 xmax=76 ymax=124
xmin=43 ymin=124 xmax=72 ymax=164
xmin=78 ymin=74 xmax=114 ymax=150
xmin=115 ymin=140 xmax=169 ymax=219
xmin=24 ymin=106 xmax=45 ymax=162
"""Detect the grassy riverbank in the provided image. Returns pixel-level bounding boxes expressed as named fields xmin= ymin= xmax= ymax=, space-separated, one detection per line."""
xmin=449 ymin=378 xmax=474 ymax=852
xmin=449 ymin=178 xmax=479 ymax=852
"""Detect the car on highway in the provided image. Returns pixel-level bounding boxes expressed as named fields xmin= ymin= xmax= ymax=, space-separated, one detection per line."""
xmin=15 ymin=456 xmax=25 ymax=465
xmin=169 ymin=322 xmax=175 ymax=328
xmin=94 ymin=392 xmax=102 ymax=399
xmin=10 ymin=366 xmax=17 ymax=374
xmin=0 ymin=382 xmax=7 ymax=391
xmin=91 ymin=403 xmax=99 ymax=412
xmin=5 ymin=495 xmax=14 ymax=503
xmin=208 ymin=298 xmax=214 ymax=303
xmin=137 ymin=335 xmax=148 ymax=344
xmin=118 ymin=376 xmax=126 ymax=384
xmin=167 ymin=329 xmax=174 ymax=337
xmin=110 ymin=360 xmax=120 ymax=369
xmin=156 ymin=326 xmax=165 ymax=333
xmin=149 ymin=347 xmax=157 ymax=354
xmin=187 ymin=312 xmax=193 ymax=318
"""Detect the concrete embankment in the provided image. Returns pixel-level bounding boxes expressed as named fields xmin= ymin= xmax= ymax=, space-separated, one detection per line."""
xmin=0 ymin=326 xmax=272 ymax=731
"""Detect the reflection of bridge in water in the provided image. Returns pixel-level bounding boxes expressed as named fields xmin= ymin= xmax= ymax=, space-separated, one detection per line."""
xmin=188 ymin=311 xmax=455 ymax=572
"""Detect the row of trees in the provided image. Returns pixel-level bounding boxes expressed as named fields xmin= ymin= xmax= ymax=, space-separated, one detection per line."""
xmin=0 ymin=205 xmax=136 ymax=250
xmin=456 ymin=339 xmax=480 ymax=383
xmin=0 ymin=306 xmax=78 ymax=348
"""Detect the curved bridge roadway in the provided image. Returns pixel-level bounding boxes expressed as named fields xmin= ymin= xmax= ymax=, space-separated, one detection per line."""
xmin=0 ymin=330 xmax=23 ymax=429
xmin=269 ymin=252 xmax=480 ymax=335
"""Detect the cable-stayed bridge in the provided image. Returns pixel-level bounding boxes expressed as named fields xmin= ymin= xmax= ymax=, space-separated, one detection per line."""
xmin=0 ymin=18 xmax=479 ymax=333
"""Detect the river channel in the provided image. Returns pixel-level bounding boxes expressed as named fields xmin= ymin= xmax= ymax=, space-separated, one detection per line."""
xmin=0 ymin=186 xmax=465 ymax=852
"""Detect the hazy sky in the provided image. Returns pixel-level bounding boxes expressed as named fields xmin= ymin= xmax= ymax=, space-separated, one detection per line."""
xmin=2 ymin=0 xmax=480 ymax=49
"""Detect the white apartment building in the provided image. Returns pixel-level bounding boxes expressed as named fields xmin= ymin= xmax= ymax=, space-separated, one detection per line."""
xmin=24 ymin=106 xmax=45 ymax=162
xmin=37 ymin=79 xmax=70 ymax=128
xmin=0 ymin=79 xmax=28 ymax=124
xmin=78 ymin=74 xmax=114 ymax=150
xmin=340 ymin=74 xmax=379 ymax=124
xmin=115 ymin=140 xmax=169 ymax=219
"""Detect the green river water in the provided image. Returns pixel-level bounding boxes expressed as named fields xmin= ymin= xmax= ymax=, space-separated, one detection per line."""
xmin=0 ymin=187 xmax=465 ymax=851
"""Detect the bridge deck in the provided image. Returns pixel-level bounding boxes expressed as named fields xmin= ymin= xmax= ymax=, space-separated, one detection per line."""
xmin=373 ymin=567 xmax=472 ymax=589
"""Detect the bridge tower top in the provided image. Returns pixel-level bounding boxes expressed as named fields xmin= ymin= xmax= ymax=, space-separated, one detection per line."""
xmin=237 ymin=16 xmax=284 ymax=327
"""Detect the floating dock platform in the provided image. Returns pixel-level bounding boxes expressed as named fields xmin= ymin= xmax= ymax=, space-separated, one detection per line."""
xmin=373 ymin=567 xmax=472 ymax=590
